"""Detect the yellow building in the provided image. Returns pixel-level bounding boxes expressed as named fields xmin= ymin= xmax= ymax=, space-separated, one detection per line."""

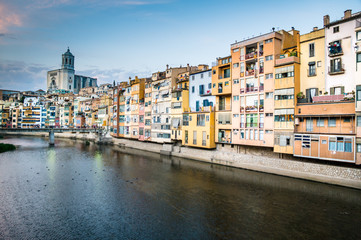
xmin=273 ymin=29 xmax=300 ymax=154
xmin=170 ymin=72 xmax=190 ymax=142
xmin=182 ymin=109 xmax=216 ymax=148
xmin=299 ymin=27 xmax=325 ymax=100
xmin=212 ymin=56 xmax=232 ymax=144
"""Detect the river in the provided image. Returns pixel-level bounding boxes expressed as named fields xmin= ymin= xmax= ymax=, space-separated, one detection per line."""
xmin=0 ymin=136 xmax=360 ymax=239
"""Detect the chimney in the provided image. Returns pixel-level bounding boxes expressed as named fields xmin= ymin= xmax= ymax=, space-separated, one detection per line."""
xmin=187 ymin=63 xmax=190 ymax=71
xmin=313 ymin=26 xmax=318 ymax=31
xmin=166 ymin=64 xmax=169 ymax=70
xmin=323 ymin=15 xmax=330 ymax=26
xmin=344 ymin=9 xmax=352 ymax=19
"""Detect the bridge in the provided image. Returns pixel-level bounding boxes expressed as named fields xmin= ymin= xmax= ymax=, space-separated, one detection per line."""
xmin=0 ymin=128 xmax=102 ymax=145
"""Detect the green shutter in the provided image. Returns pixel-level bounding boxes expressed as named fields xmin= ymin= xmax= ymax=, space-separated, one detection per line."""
xmin=330 ymin=87 xmax=335 ymax=95
xmin=341 ymin=86 xmax=345 ymax=94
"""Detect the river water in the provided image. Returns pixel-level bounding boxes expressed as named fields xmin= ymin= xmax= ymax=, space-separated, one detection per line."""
xmin=0 ymin=136 xmax=360 ymax=240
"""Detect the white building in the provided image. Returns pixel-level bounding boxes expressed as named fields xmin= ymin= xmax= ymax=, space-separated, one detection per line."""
xmin=324 ymin=10 xmax=361 ymax=95
xmin=189 ymin=69 xmax=215 ymax=111
xmin=47 ymin=48 xmax=97 ymax=94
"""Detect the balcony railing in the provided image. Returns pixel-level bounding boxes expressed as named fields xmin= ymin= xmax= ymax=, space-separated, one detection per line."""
xmin=259 ymin=85 xmax=264 ymax=92
xmin=259 ymin=123 xmax=264 ymax=128
xmin=246 ymin=86 xmax=258 ymax=93
xmin=240 ymin=123 xmax=245 ymax=128
xmin=259 ymin=67 xmax=264 ymax=74
xmin=328 ymin=65 xmax=345 ymax=75
xmin=240 ymin=107 xmax=245 ymax=112
xmin=246 ymin=70 xmax=255 ymax=76
xmin=245 ymin=106 xmax=258 ymax=112
xmin=240 ymin=88 xmax=245 ymax=94
xmin=307 ymin=69 xmax=316 ymax=77
xmin=246 ymin=123 xmax=258 ymax=128
xmin=245 ymin=52 xmax=257 ymax=60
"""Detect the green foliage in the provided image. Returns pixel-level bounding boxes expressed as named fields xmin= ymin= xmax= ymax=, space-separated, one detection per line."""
xmin=0 ymin=143 xmax=16 ymax=153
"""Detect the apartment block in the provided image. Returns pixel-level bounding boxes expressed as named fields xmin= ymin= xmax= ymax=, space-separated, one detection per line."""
xmin=144 ymin=78 xmax=152 ymax=141
xmin=182 ymin=68 xmax=216 ymax=148
xmin=230 ymin=31 xmax=282 ymax=148
xmin=273 ymin=29 xmax=300 ymax=154
xmin=212 ymin=56 xmax=232 ymax=144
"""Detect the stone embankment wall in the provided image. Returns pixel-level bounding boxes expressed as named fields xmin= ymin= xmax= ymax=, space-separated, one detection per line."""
xmin=3 ymin=131 xmax=361 ymax=190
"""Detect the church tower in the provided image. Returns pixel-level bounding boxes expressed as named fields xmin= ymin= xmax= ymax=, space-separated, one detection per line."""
xmin=62 ymin=47 xmax=74 ymax=70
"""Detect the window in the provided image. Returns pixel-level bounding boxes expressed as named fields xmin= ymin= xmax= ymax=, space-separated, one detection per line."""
xmin=192 ymin=86 xmax=195 ymax=93
xmin=333 ymin=26 xmax=339 ymax=33
xmin=357 ymin=53 xmax=361 ymax=63
xmin=224 ymin=69 xmax=230 ymax=78
xmin=233 ymin=63 xmax=239 ymax=68
xmin=265 ymin=73 xmax=273 ymax=79
xmin=265 ymin=55 xmax=273 ymax=61
xmin=357 ymin=144 xmax=361 ymax=153
xmin=192 ymin=76 xmax=195 ymax=80
xmin=330 ymin=58 xmax=342 ymax=73
xmin=266 ymin=92 xmax=273 ymax=99
xmin=208 ymin=83 xmax=212 ymax=89
xmin=193 ymin=131 xmax=197 ymax=145
xmin=233 ymin=79 xmax=239 ymax=84
xmin=343 ymin=117 xmax=351 ymax=123
xmin=317 ymin=118 xmax=324 ymax=127
xmin=233 ymin=48 xmax=239 ymax=52
xmin=328 ymin=117 xmax=336 ymax=127
xmin=240 ymin=63 xmax=245 ymax=72
xmin=259 ymin=130 xmax=264 ymax=140
xmin=275 ymin=66 xmax=294 ymax=79
xmin=306 ymin=119 xmax=313 ymax=132
xmin=225 ymin=81 xmax=229 ymax=86
xmin=201 ymin=73 xmax=204 ymax=79
xmin=240 ymin=130 xmax=244 ymax=139
xmin=357 ymin=91 xmax=361 ymax=102
xmin=265 ymin=39 xmax=273 ymax=44
xmin=185 ymin=130 xmax=188 ymax=144
xmin=309 ymin=43 xmax=315 ymax=57
xmin=344 ymin=138 xmax=352 ymax=152
xmin=357 ymin=31 xmax=361 ymax=41
xmin=317 ymin=61 xmax=322 ymax=67
xmin=197 ymin=114 xmax=205 ymax=126
xmin=233 ymin=96 xmax=239 ymax=101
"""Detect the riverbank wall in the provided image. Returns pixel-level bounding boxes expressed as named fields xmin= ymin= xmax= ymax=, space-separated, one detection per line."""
xmin=2 ymin=131 xmax=361 ymax=190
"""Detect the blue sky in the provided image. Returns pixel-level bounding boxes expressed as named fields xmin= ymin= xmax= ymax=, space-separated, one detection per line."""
xmin=0 ymin=0 xmax=360 ymax=91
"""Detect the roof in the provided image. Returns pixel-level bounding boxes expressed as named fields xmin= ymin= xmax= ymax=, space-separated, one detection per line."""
xmin=63 ymin=47 xmax=74 ymax=56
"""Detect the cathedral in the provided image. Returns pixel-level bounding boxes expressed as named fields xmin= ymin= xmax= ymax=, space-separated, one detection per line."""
xmin=47 ymin=48 xmax=97 ymax=94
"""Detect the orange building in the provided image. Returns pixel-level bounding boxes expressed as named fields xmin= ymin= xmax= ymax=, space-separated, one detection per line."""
xmin=294 ymin=98 xmax=356 ymax=163
xmin=212 ymin=56 xmax=232 ymax=144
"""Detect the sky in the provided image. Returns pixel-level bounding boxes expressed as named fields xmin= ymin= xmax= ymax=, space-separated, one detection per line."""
xmin=0 ymin=0 xmax=361 ymax=91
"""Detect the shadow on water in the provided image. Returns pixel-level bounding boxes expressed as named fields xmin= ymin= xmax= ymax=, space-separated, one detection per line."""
xmin=0 ymin=136 xmax=360 ymax=240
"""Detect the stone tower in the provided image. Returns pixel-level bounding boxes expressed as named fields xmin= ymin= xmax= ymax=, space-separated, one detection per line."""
xmin=62 ymin=47 xmax=74 ymax=70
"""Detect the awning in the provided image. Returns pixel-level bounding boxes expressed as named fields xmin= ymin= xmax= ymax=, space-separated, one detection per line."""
xmin=275 ymin=109 xmax=294 ymax=115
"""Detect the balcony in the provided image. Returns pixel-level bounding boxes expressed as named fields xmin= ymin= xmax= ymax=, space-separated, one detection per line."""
xmin=259 ymin=85 xmax=264 ymax=92
xmin=240 ymin=88 xmax=245 ymax=94
xmin=245 ymin=106 xmax=258 ymax=112
xmin=240 ymin=123 xmax=245 ymax=128
xmin=240 ymin=107 xmax=245 ymax=112
xmin=246 ymin=70 xmax=255 ymax=76
xmin=245 ymin=52 xmax=257 ymax=60
xmin=246 ymin=86 xmax=258 ymax=93
xmin=312 ymin=94 xmax=344 ymax=103
xmin=246 ymin=123 xmax=258 ymax=128
xmin=275 ymin=53 xmax=300 ymax=66
xmin=259 ymin=123 xmax=264 ymax=128
xmin=328 ymin=43 xmax=343 ymax=57
xmin=328 ymin=65 xmax=345 ymax=75
xmin=200 ymin=90 xmax=212 ymax=96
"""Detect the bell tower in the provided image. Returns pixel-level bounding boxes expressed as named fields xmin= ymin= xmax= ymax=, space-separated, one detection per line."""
xmin=62 ymin=47 xmax=74 ymax=70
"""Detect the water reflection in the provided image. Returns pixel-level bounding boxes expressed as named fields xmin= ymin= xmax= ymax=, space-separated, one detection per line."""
xmin=0 ymin=136 xmax=360 ymax=240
